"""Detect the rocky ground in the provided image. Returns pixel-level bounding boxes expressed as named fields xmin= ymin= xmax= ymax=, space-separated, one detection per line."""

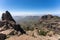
xmin=6 ymin=35 xmax=60 ymax=40
xmin=0 ymin=28 xmax=60 ymax=40
xmin=3 ymin=30 xmax=60 ymax=40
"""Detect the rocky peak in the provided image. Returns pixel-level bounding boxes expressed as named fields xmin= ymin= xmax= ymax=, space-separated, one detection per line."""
xmin=0 ymin=11 xmax=26 ymax=37
xmin=41 ymin=14 xmax=53 ymax=20
xmin=2 ymin=11 xmax=16 ymax=23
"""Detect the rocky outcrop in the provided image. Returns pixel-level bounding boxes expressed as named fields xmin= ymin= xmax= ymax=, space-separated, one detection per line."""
xmin=2 ymin=11 xmax=16 ymax=23
xmin=0 ymin=11 xmax=26 ymax=37
xmin=41 ymin=14 xmax=53 ymax=20
xmin=0 ymin=33 xmax=7 ymax=40
xmin=0 ymin=21 xmax=5 ymax=27
xmin=13 ymin=24 xmax=26 ymax=34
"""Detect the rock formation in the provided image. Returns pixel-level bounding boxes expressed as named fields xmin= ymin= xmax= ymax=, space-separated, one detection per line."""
xmin=0 ymin=21 xmax=5 ymax=27
xmin=0 ymin=11 xmax=26 ymax=40
xmin=13 ymin=24 xmax=26 ymax=34
xmin=2 ymin=11 xmax=16 ymax=23
xmin=0 ymin=33 xmax=7 ymax=40
xmin=41 ymin=14 xmax=53 ymax=20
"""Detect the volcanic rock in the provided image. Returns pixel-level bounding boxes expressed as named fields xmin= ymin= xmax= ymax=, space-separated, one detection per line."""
xmin=0 ymin=33 xmax=7 ymax=40
xmin=2 ymin=11 xmax=16 ymax=23
xmin=0 ymin=11 xmax=26 ymax=36
xmin=41 ymin=14 xmax=53 ymax=20
xmin=12 ymin=24 xmax=26 ymax=34
xmin=0 ymin=21 xmax=5 ymax=27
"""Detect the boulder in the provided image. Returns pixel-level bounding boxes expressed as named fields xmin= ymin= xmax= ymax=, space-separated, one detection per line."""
xmin=0 ymin=21 xmax=4 ymax=27
xmin=12 ymin=24 xmax=26 ymax=34
xmin=0 ymin=33 xmax=7 ymax=40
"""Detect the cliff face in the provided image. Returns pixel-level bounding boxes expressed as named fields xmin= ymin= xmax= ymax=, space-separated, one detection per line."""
xmin=0 ymin=11 xmax=26 ymax=40
xmin=2 ymin=11 xmax=16 ymax=23
xmin=41 ymin=14 xmax=53 ymax=20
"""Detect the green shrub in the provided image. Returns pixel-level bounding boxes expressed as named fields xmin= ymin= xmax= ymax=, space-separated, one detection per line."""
xmin=22 ymin=26 xmax=34 ymax=31
xmin=39 ymin=30 xmax=48 ymax=36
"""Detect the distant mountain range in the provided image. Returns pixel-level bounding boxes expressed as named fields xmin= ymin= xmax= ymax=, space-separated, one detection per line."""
xmin=13 ymin=16 xmax=40 ymax=24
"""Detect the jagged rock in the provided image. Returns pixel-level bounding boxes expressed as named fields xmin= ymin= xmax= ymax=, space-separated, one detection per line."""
xmin=8 ymin=30 xmax=16 ymax=35
xmin=12 ymin=24 xmax=26 ymax=34
xmin=0 ymin=11 xmax=16 ymax=29
xmin=0 ymin=21 xmax=4 ymax=27
xmin=7 ymin=24 xmax=26 ymax=35
xmin=0 ymin=29 xmax=15 ymax=35
xmin=0 ymin=33 xmax=7 ymax=40
xmin=2 ymin=11 xmax=16 ymax=23
xmin=41 ymin=14 xmax=53 ymax=20
xmin=0 ymin=11 xmax=26 ymax=36
xmin=47 ymin=24 xmax=53 ymax=29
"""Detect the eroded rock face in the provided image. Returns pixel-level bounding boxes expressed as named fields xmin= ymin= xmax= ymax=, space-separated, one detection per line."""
xmin=0 ymin=21 xmax=5 ymax=27
xmin=13 ymin=24 xmax=26 ymax=34
xmin=2 ymin=11 xmax=16 ymax=23
xmin=0 ymin=33 xmax=7 ymax=40
xmin=0 ymin=11 xmax=26 ymax=36
xmin=41 ymin=14 xmax=53 ymax=20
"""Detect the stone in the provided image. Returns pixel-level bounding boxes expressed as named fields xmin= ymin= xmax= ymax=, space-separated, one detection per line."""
xmin=0 ymin=33 xmax=7 ymax=40
xmin=0 ymin=21 xmax=4 ymax=27
xmin=2 ymin=11 xmax=16 ymax=23
xmin=0 ymin=11 xmax=26 ymax=36
xmin=41 ymin=14 xmax=53 ymax=20
xmin=12 ymin=24 xmax=26 ymax=34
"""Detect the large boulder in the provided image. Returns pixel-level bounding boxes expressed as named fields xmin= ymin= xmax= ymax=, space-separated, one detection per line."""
xmin=0 ymin=33 xmax=7 ymax=40
xmin=12 ymin=24 xmax=26 ymax=34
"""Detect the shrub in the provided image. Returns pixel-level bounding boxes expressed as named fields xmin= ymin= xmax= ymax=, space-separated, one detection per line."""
xmin=39 ymin=30 xmax=48 ymax=36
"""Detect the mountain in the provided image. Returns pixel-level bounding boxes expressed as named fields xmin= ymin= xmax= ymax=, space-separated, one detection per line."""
xmin=13 ymin=16 xmax=40 ymax=24
xmin=13 ymin=16 xmax=24 ymax=21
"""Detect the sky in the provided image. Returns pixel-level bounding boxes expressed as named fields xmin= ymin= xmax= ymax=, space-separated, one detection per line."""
xmin=0 ymin=0 xmax=60 ymax=17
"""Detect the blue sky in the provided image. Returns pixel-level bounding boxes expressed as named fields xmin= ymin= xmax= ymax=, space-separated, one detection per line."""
xmin=0 ymin=0 xmax=60 ymax=16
